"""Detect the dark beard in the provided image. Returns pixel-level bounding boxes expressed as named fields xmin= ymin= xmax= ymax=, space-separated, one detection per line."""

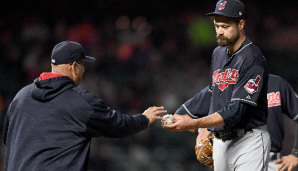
xmin=216 ymin=35 xmax=228 ymax=46
xmin=216 ymin=31 xmax=240 ymax=47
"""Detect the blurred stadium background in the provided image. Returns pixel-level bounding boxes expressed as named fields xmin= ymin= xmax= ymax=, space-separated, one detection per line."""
xmin=0 ymin=0 xmax=298 ymax=170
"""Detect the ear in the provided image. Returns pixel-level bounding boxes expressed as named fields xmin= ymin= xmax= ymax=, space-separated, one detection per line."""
xmin=238 ymin=19 xmax=245 ymax=30
xmin=71 ymin=62 xmax=78 ymax=75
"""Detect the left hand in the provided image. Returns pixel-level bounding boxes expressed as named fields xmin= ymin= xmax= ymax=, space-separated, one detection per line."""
xmin=196 ymin=128 xmax=213 ymax=145
xmin=161 ymin=114 xmax=197 ymax=132
xmin=275 ymin=155 xmax=298 ymax=171
xmin=195 ymin=137 xmax=213 ymax=166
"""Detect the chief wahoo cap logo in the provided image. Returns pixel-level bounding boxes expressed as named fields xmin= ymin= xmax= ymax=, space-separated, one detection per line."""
xmin=218 ymin=1 xmax=227 ymax=10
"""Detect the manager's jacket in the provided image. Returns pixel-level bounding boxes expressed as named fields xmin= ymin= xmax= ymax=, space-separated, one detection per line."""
xmin=3 ymin=74 xmax=149 ymax=171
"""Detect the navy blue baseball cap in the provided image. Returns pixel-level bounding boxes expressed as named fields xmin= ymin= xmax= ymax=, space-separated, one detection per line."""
xmin=206 ymin=0 xmax=245 ymax=19
xmin=51 ymin=41 xmax=96 ymax=65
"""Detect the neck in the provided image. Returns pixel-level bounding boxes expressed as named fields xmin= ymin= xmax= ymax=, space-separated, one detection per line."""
xmin=51 ymin=65 xmax=75 ymax=83
xmin=228 ymin=35 xmax=246 ymax=54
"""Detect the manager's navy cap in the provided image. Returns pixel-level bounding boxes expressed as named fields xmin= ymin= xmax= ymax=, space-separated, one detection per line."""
xmin=206 ymin=0 xmax=245 ymax=19
xmin=51 ymin=40 xmax=95 ymax=65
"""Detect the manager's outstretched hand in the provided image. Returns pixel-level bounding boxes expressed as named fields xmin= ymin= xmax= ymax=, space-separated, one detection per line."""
xmin=143 ymin=106 xmax=167 ymax=125
xmin=162 ymin=114 xmax=197 ymax=132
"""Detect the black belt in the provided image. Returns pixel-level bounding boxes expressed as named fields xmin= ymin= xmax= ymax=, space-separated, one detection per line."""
xmin=214 ymin=128 xmax=253 ymax=142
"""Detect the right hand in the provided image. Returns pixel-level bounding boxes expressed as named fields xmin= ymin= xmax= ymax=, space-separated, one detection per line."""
xmin=162 ymin=114 xmax=196 ymax=132
xmin=143 ymin=106 xmax=167 ymax=125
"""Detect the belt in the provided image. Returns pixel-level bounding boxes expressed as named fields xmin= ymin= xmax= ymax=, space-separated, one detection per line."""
xmin=270 ymin=152 xmax=280 ymax=161
xmin=214 ymin=128 xmax=253 ymax=142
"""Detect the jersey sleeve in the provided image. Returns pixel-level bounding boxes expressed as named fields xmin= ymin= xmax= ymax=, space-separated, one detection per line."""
xmin=231 ymin=65 xmax=266 ymax=106
xmin=85 ymin=94 xmax=149 ymax=138
xmin=280 ymin=78 xmax=298 ymax=120
xmin=182 ymin=86 xmax=211 ymax=118
xmin=217 ymin=101 xmax=247 ymax=128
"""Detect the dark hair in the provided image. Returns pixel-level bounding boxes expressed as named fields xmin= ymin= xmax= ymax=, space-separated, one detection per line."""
xmin=229 ymin=17 xmax=245 ymax=30
xmin=229 ymin=17 xmax=242 ymax=24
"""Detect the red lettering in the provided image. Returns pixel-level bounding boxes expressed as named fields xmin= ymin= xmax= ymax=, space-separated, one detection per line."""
xmin=230 ymin=70 xmax=238 ymax=80
xmin=222 ymin=69 xmax=231 ymax=82
xmin=267 ymin=93 xmax=275 ymax=102
xmin=267 ymin=91 xmax=281 ymax=107
xmin=212 ymin=69 xmax=239 ymax=91
xmin=275 ymin=92 xmax=281 ymax=101
xmin=212 ymin=70 xmax=220 ymax=86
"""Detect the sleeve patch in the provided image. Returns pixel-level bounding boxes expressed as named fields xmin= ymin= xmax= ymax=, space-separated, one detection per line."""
xmin=244 ymin=75 xmax=261 ymax=94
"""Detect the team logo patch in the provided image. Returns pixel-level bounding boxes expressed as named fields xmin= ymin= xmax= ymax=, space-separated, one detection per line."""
xmin=212 ymin=69 xmax=239 ymax=91
xmin=244 ymin=75 xmax=261 ymax=94
xmin=267 ymin=91 xmax=281 ymax=107
xmin=218 ymin=1 xmax=227 ymax=10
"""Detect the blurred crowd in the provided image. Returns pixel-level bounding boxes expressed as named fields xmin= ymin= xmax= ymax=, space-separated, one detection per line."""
xmin=1 ymin=0 xmax=298 ymax=170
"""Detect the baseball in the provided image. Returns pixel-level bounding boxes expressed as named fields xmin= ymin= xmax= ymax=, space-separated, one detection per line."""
xmin=161 ymin=114 xmax=174 ymax=126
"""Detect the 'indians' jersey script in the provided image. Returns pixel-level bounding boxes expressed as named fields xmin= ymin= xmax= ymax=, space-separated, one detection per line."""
xmin=212 ymin=69 xmax=238 ymax=91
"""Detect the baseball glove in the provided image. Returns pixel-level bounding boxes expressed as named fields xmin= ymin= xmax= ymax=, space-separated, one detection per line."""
xmin=195 ymin=137 xmax=213 ymax=166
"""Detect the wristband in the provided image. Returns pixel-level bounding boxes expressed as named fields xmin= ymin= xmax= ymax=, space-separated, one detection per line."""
xmin=292 ymin=149 xmax=298 ymax=157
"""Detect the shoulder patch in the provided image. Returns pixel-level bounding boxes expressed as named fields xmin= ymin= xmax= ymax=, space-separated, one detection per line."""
xmin=244 ymin=75 xmax=261 ymax=94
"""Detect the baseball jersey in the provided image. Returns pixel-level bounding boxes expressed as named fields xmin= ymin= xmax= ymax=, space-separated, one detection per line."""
xmin=181 ymin=74 xmax=298 ymax=154
xmin=208 ymin=38 xmax=268 ymax=132
xmin=267 ymin=74 xmax=298 ymax=153
xmin=181 ymin=86 xmax=211 ymax=119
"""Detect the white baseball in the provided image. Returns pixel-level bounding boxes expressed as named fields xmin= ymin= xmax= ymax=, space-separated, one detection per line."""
xmin=161 ymin=114 xmax=174 ymax=125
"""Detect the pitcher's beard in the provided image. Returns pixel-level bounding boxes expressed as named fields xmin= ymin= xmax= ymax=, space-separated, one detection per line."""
xmin=216 ymin=31 xmax=240 ymax=47
xmin=217 ymin=36 xmax=229 ymax=46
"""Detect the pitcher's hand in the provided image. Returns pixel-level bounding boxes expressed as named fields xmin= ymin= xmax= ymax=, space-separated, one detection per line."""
xmin=162 ymin=114 xmax=197 ymax=132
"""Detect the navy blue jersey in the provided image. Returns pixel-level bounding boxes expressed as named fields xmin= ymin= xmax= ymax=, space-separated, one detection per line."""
xmin=267 ymin=74 xmax=298 ymax=153
xmin=208 ymin=38 xmax=268 ymax=132
xmin=181 ymin=74 xmax=298 ymax=153
xmin=182 ymin=86 xmax=211 ymax=118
